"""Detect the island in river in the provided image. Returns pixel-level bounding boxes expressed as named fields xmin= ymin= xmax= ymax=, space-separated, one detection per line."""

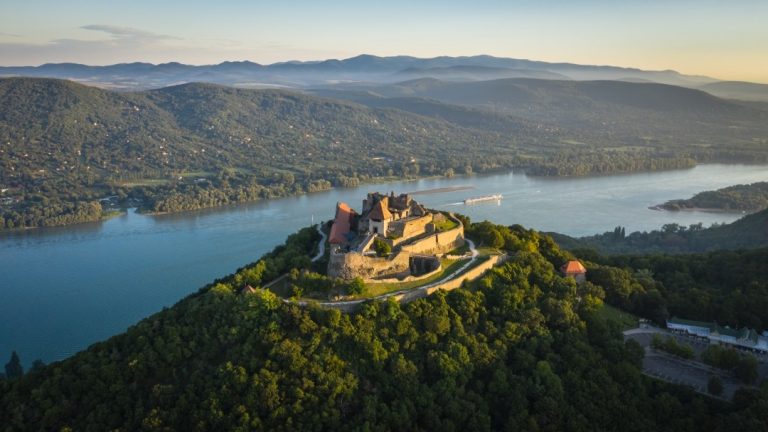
xmin=651 ymin=181 xmax=768 ymax=213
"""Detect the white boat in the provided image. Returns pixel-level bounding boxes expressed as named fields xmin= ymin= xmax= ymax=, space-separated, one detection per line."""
xmin=463 ymin=194 xmax=503 ymax=205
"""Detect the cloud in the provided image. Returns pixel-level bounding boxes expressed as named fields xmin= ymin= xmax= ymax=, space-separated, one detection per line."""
xmin=0 ymin=24 xmax=336 ymax=66
xmin=0 ymin=25 xmax=183 ymax=65
xmin=79 ymin=25 xmax=179 ymax=42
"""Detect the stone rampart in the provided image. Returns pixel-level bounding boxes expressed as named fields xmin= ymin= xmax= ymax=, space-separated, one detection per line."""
xmin=401 ymin=214 xmax=434 ymax=239
xmin=327 ymin=212 xmax=464 ymax=281
xmin=319 ymin=254 xmax=508 ymax=310
xmin=390 ymin=214 xmax=434 ymax=247
xmin=400 ymin=226 xmax=464 ymax=256
xmin=327 ymin=250 xmax=410 ymax=280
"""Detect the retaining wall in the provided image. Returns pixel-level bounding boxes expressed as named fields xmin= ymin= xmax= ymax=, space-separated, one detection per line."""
xmin=320 ymin=254 xmax=508 ymax=311
xmin=327 ymin=250 xmax=411 ymax=280
xmin=400 ymin=226 xmax=464 ymax=256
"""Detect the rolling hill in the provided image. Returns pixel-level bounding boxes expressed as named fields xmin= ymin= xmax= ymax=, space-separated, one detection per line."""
xmin=1 ymin=76 xmax=766 ymax=230
xmin=699 ymin=81 xmax=768 ymax=103
xmin=320 ymin=78 xmax=768 ymax=157
xmin=0 ymin=77 xmax=558 ymax=229
xmin=0 ymin=54 xmax=720 ymax=90
xmin=549 ymin=207 xmax=768 ymax=255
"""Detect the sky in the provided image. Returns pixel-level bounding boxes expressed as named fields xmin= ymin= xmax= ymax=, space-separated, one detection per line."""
xmin=1 ymin=0 xmax=767 ymax=83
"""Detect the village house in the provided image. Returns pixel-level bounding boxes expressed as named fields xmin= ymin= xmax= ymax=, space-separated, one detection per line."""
xmin=560 ymin=260 xmax=587 ymax=283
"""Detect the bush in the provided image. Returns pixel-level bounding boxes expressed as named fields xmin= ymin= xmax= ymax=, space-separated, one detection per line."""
xmin=373 ymin=237 xmax=391 ymax=257
xmin=347 ymin=277 xmax=366 ymax=295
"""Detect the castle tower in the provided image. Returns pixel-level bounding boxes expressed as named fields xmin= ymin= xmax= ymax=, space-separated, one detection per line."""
xmin=368 ymin=197 xmax=392 ymax=235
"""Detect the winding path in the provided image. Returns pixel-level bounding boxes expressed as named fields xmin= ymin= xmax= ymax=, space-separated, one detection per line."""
xmin=311 ymin=223 xmax=327 ymax=262
xmin=294 ymin=238 xmax=480 ymax=308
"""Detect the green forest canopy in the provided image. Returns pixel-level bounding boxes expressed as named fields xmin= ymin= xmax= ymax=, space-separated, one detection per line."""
xmin=2 ymin=219 xmax=768 ymax=430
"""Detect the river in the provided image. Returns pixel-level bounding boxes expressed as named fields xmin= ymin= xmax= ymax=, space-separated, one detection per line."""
xmin=1 ymin=164 xmax=766 ymax=366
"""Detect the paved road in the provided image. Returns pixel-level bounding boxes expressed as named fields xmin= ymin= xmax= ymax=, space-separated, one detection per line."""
xmin=311 ymin=223 xmax=327 ymax=262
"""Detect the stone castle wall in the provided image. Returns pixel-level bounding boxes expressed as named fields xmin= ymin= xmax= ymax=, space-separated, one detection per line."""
xmin=320 ymin=254 xmax=508 ymax=311
xmin=400 ymin=226 xmax=464 ymax=256
xmin=327 ymin=250 xmax=411 ymax=280
xmin=328 ymin=213 xmax=464 ymax=281
xmin=401 ymin=214 xmax=434 ymax=239
xmin=390 ymin=214 xmax=434 ymax=247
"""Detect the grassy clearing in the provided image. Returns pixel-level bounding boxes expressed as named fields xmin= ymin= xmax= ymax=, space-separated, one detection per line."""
xmin=561 ymin=139 xmax=587 ymax=145
xmin=448 ymin=243 xmax=471 ymax=255
xmin=433 ymin=218 xmax=459 ymax=232
xmin=179 ymin=171 xmax=214 ymax=178
xmin=597 ymin=304 xmax=638 ymax=330
xmin=476 ymin=247 xmax=502 ymax=257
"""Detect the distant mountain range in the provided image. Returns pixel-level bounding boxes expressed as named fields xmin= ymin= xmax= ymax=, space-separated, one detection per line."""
xmin=0 ymin=54 xmax=726 ymax=91
xmin=698 ymin=81 xmax=768 ymax=102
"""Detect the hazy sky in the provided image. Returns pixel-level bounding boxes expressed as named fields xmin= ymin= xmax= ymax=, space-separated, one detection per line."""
xmin=1 ymin=0 xmax=766 ymax=82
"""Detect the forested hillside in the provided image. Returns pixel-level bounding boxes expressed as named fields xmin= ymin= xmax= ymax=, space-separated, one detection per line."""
xmin=3 ymin=220 xmax=767 ymax=430
xmin=321 ymin=78 xmax=768 ymax=169
xmin=550 ymin=208 xmax=768 ymax=255
xmin=0 ymin=78 xmax=529 ymax=229
xmin=3 ymin=77 xmax=767 ymax=230
xmin=596 ymin=248 xmax=768 ymax=332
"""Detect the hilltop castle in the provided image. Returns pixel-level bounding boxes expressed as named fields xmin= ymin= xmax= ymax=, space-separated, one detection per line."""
xmin=327 ymin=191 xmax=465 ymax=281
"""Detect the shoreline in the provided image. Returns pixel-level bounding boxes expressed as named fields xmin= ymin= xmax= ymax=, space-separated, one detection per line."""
xmin=648 ymin=205 xmax=752 ymax=214
xmin=3 ymin=162 xmax=764 ymax=232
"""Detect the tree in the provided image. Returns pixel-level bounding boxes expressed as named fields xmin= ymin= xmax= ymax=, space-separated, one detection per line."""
xmin=708 ymin=375 xmax=723 ymax=396
xmin=348 ymin=277 xmax=366 ymax=295
xmin=373 ymin=237 xmax=391 ymax=257
xmin=4 ymin=351 xmax=23 ymax=379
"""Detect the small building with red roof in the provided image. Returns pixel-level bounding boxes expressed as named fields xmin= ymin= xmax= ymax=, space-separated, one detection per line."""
xmin=560 ymin=260 xmax=587 ymax=283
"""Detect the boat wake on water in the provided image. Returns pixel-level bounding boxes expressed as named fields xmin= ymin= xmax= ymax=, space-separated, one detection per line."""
xmin=464 ymin=194 xmax=503 ymax=205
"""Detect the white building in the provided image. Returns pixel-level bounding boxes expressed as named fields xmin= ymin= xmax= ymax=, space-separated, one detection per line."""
xmin=667 ymin=317 xmax=768 ymax=353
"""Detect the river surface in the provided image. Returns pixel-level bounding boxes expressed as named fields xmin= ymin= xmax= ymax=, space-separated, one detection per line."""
xmin=1 ymin=164 xmax=767 ymax=366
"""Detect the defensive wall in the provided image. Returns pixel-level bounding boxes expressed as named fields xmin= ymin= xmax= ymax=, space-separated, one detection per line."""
xmin=328 ymin=213 xmax=465 ymax=281
xmin=319 ymin=253 xmax=508 ymax=312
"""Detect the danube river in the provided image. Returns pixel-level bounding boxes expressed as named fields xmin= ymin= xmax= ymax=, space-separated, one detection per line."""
xmin=1 ymin=164 xmax=766 ymax=366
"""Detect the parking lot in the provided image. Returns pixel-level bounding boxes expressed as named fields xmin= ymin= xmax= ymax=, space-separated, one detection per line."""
xmin=625 ymin=327 xmax=767 ymax=400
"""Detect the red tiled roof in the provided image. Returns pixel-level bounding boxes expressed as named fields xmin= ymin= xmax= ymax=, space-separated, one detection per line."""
xmin=368 ymin=198 xmax=392 ymax=221
xmin=561 ymin=260 xmax=587 ymax=274
xmin=329 ymin=202 xmax=355 ymax=244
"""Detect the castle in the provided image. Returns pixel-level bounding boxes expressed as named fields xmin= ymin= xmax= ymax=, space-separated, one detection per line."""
xmin=327 ymin=191 xmax=465 ymax=281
